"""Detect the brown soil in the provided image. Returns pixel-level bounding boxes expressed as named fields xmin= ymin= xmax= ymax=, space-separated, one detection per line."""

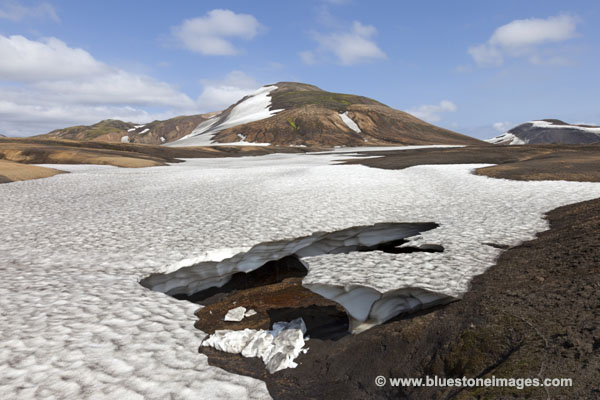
xmin=0 ymin=137 xmax=325 ymax=183
xmin=196 ymin=197 xmax=600 ymax=400
xmin=212 ymin=104 xmax=483 ymax=147
xmin=345 ymin=144 xmax=600 ymax=182
xmin=194 ymin=278 xmax=347 ymax=337
xmin=0 ymin=160 xmax=65 ymax=183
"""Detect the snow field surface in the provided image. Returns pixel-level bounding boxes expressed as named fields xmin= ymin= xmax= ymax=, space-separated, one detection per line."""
xmin=2 ymin=152 xmax=600 ymax=398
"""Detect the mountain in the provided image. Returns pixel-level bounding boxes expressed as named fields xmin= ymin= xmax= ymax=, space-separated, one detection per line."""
xmin=487 ymin=119 xmax=600 ymax=145
xmin=37 ymin=113 xmax=218 ymax=145
xmin=168 ymin=82 xmax=482 ymax=147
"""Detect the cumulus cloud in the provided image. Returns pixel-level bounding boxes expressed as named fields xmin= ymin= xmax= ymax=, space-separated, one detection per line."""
xmin=172 ymin=9 xmax=262 ymax=55
xmin=196 ymin=70 xmax=261 ymax=111
xmin=407 ymin=100 xmax=457 ymax=123
xmin=469 ymin=14 xmax=578 ymax=66
xmin=0 ymin=35 xmax=108 ymax=81
xmin=493 ymin=121 xmax=513 ymax=133
xmin=302 ymin=21 xmax=386 ymax=65
xmin=0 ymin=34 xmax=198 ymax=136
xmin=0 ymin=0 xmax=58 ymax=21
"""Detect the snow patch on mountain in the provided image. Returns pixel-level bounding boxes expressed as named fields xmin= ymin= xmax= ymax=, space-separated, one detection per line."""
xmin=530 ymin=120 xmax=600 ymax=133
xmin=486 ymin=132 xmax=527 ymax=145
xmin=339 ymin=112 xmax=361 ymax=133
xmin=169 ymin=86 xmax=283 ymax=147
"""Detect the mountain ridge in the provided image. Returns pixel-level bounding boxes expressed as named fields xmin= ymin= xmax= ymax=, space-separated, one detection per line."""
xmin=38 ymin=81 xmax=483 ymax=147
xmin=487 ymin=119 xmax=600 ymax=145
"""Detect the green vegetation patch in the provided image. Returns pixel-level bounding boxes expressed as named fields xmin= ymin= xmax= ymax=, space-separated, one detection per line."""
xmin=271 ymin=90 xmax=383 ymax=112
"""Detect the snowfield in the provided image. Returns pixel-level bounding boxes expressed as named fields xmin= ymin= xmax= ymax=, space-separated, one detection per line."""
xmin=2 ymin=151 xmax=600 ymax=399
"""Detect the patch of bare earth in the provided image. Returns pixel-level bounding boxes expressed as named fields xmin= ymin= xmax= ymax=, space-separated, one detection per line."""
xmin=0 ymin=160 xmax=65 ymax=183
xmin=346 ymin=144 xmax=600 ymax=182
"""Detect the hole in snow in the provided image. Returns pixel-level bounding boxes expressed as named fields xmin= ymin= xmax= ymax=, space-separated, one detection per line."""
xmin=140 ymin=222 xmax=445 ymax=336
xmin=174 ymin=255 xmax=308 ymax=305
xmin=267 ymin=305 xmax=349 ymax=341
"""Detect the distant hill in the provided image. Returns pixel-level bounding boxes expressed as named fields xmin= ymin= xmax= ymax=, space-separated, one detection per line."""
xmin=169 ymin=82 xmax=482 ymax=147
xmin=37 ymin=113 xmax=218 ymax=145
xmin=487 ymin=119 xmax=600 ymax=145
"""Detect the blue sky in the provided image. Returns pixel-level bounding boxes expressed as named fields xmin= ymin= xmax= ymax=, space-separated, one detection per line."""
xmin=1 ymin=0 xmax=599 ymax=138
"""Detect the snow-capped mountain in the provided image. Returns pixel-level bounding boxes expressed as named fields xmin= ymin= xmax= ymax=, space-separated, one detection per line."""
xmin=37 ymin=82 xmax=482 ymax=147
xmin=487 ymin=119 xmax=600 ymax=145
xmin=168 ymin=82 xmax=482 ymax=147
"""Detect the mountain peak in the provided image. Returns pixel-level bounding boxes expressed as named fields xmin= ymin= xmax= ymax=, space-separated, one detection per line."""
xmin=169 ymin=82 xmax=481 ymax=147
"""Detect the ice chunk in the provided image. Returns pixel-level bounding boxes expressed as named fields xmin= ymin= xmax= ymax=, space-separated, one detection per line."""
xmin=201 ymin=329 xmax=257 ymax=353
xmin=202 ymin=318 xmax=308 ymax=373
xmin=224 ymin=306 xmax=247 ymax=322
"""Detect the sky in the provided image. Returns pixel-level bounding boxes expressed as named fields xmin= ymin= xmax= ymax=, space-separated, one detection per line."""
xmin=0 ymin=0 xmax=599 ymax=139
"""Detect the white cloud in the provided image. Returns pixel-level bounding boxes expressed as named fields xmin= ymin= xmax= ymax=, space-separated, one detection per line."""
xmin=303 ymin=21 xmax=386 ymax=65
xmin=172 ymin=9 xmax=262 ymax=55
xmin=469 ymin=14 xmax=578 ymax=66
xmin=0 ymin=0 xmax=58 ymax=21
xmin=0 ymin=35 xmax=108 ymax=81
xmin=196 ymin=71 xmax=261 ymax=111
xmin=493 ymin=121 xmax=512 ymax=132
xmin=0 ymin=34 xmax=199 ymax=136
xmin=407 ymin=100 xmax=457 ymax=123
xmin=299 ymin=50 xmax=316 ymax=65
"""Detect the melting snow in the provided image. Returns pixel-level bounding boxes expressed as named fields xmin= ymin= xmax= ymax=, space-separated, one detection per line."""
xmin=202 ymin=318 xmax=308 ymax=373
xmin=2 ymin=151 xmax=600 ymax=398
xmin=339 ymin=112 xmax=361 ymax=133
xmin=139 ymin=128 xmax=150 ymax=135
xmin=120 ymin=136 xmax=130 ymax=143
